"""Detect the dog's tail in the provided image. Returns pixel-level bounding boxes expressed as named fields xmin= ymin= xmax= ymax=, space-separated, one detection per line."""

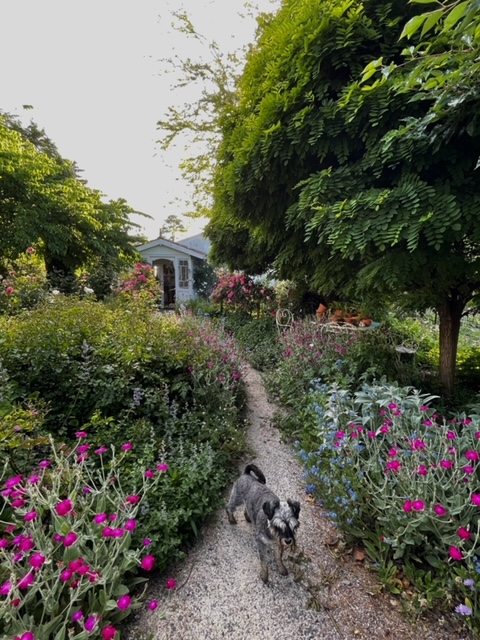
xmin=244 ymin=464 xmax=266 ymax=485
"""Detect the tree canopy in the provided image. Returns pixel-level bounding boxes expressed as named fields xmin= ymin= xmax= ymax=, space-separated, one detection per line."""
xmin=205 ymin=0 xmax=480 ymax=394
xmin=0 ymin=112 xmax=145 ymax=282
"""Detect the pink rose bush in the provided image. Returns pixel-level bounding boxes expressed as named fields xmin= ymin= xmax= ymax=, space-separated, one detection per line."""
xmin=210 ymin=273 xmax=275 ymax=315
xmin=299 ymin=380 xmax=480 ymax=628
xmin=0 ymin=436 xmax=173 ymax=638
xmin=116 ymin=263 xmax=161 ymax=307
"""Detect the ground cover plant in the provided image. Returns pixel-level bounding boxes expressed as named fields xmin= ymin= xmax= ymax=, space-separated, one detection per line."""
xmin=297 ymin=379 xmax=480 ymax=633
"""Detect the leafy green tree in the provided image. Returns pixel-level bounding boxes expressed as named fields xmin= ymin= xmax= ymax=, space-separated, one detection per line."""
xmin=158 ymin=214 xmax=187 ymax=241
xmin=0 ymin=113 xmax=145 ymax=289
xmin=206 ymin=0 xmax=480 ymax=395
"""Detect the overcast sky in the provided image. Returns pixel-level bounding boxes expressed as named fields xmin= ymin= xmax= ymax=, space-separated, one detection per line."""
xmin=1 ymin=0 xmax=277 ymax=240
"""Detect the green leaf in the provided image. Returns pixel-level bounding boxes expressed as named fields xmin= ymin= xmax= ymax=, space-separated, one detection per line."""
xmin=444 ymin=1 xmax=469 ymax=30
xmin=421 ymin=9 xmax=443 ymax=37
xmin=54 ymin=627 xmax=66 ymax=640
xmin=400 ymin=14 xmax=427 ymax=39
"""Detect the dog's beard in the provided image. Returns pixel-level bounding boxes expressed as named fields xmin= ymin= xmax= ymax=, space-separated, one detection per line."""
xmin=269 ymin=501 xmax=299 ymax=547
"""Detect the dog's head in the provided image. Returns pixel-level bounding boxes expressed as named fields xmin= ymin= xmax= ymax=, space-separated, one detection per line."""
xmin=263 ymin=499 xmax=300 ymax=548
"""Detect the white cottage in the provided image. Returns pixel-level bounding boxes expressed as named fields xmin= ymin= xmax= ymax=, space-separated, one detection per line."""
xmin=136 ymin=236 xmax=208 ymax=308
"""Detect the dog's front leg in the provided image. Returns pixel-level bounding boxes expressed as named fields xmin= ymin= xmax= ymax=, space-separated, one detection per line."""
xmin=274 ymin=542 xmax=288 ymax=576
xmin=256 ymin=536 xmax=269 ymax=583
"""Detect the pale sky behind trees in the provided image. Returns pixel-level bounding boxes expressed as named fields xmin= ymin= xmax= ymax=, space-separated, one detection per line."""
xmin=0 ymin=0 xmax=276 ymax=240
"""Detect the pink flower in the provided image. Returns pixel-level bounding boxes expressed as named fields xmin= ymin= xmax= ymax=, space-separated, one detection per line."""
xmin=449 ymin=546 xmax=464 ymax=561
xmin=72 ymin=611 xmax=84 ymax=622
xmin=472 ymin=494 xmax=480 ymax=506
xmin=411 ymin=439 xmax=426 ymax=451
xmin=63 ymin=532 xmax=78 ymax=547
xmin=464 ymin=466 xmax=475 ymax=474
xmin=12 ymin=499 xmax=26 ymax=509
xmin=149 ymin=600 xmax=158 ymax=610
xmin=386 ymin=461 xmax=401 ymax=472
xmin=75 ymin=431 xmax=88 ymax=439
xmin=94 ymin=513 xmax=108 ymax=525
xmin=5 ymin=475 xmax=22 ymax=489
xmin=28 ymin=475 xmax=40 ymax=484
xmin=458 ymin=527 xmax=471 ymax=540
xmin=53 ymin=534 xmax=64 ymax=543
xmin=102 ymin=627 xmax=117 ymax=640
xmin=0 ymin=538 xmax=8 ymax=548
xmin=102 ymin=527 xmax=114 ymax=538
xmin=423 ymin=420 xmax=433 ymax=427
xmin=29 ymin=553 xmax=46 ymax=571
xmin=5 ymin=286 xmax=14 ymax=294
xmin=166 ymin=577 xmax=177 ymax=590
xmin=56 ymin=499 xmax=74 ymax=516
xmin=39 ymin=460 xmax=51 ymax=468
xmin=141 ymin=555 xmax=155 ymax=571
xmin=125 ymin=519 xmax=137 ymax=531
xmin=27 ymin=246 xmax=36 ymax=254
xmin=109 ymin=514 xmax=118 ymax=521
xmin=157 ymin=463 xmax=169 ymax=472
xmin=446 ymin=431 xmax=457 ymax=440
xmin=117 ymin=595 xmax=132 ymax=610
xmin=388 ymin=403 xmax=397 ymax=410
xmin=145 ymin=470 xmax=156 ymax=479
xmin=18 ymin=572 xmax=35 ymax=590
xmin=20 ymin=633 xmax=35 ymax=640
xmin=0 ymin=581 xmax=12 ymax=595
xmin=434 ymin=504 xmax=447 ymax=516
xmin=84 ymin=616 xmax=99 ymax=632
xmin=380 ymin=425 xmax=390 ymax=434
xmin=95 ymin=446 xmax=108 ymax=455
xmin=78 ymin=444 xmax=90 ymax=454
xmin=388 ymin=448 xmax=398 ymax=458
xmin=412 ymin=500 xmax=425 ymax=512
xmin=111 ymin=528 xmax=124 ymax=538
xmin=126 ymin=495 xmax=140 ymax=505
xmin=417 ymin=465 xmax=428 ymax=476
xmin=336 ymin=431 xmax=345 ymax=439
xmin=60 ymin=570 xmax=73 ymax=582
xmin=465 ymin=450 xmax=480 ymax=462
xmin=368 ymin=431 xmax=376 ymax=438
xmin=69 ymin=558 xmax=84 ymax=571
xmin=24 ymin=511 xmax=38 ymax=522
xmin=121 ymin=443 xmax=133 ymax=451
xmin=143 ymin=538 xmax=152 ymax=546
xmin=440 ymin=460 xmax=454 ymax=469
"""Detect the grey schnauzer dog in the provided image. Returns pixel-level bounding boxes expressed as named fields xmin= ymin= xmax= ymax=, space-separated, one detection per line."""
xmin=226 ymin=463 xmax=300 ymax=583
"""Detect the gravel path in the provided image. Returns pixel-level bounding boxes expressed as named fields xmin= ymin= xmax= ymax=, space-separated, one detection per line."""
xmin=124 ymin=366 xmax=470 ymax=640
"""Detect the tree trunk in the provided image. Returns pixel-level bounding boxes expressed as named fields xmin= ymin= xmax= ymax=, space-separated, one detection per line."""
xmin=437 ymin=299 xmax=464 ymax=396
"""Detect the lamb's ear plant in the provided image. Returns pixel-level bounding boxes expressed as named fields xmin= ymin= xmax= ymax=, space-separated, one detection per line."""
xmin=0 ymin=434 xmax=173 ymax=640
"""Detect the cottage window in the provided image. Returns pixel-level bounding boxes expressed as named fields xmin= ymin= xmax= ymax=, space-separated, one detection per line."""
xmin=179 ymin=260 xmax=189 ymax=289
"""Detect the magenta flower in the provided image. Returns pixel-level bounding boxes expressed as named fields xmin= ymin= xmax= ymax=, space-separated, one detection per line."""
xmin=434 ymin=504 xmax=447 ymax=516
xmin=145 ymin=470 xmax=156 ymax=478
xmin=29 ymin=553 xmax=46 ymax=571
xmin=411 ymin=439 xmax=426 ymax=451
xmin=102 ymin=527 xmax=114 ymax=538
xmin=60 ymin=570 xmax=73 ymax=582
xmin=449 ymin=546 xmax=464 ymax=561
xmin=125 ymin=519 xmax=137 ymax=531
xmin=12 ymin=498 xmax=26 ymax=509
xmin=465 ymin=450 xmax=480 ymax=462
xmin=0 ymin=538 xmax=8 ymax=548
xmin=56 ymin=499 xmax=74 ymax=516
xmin=5 ymin=475 xmax=23 ymax=489
xmin=110 ymin=514 xmax=118 ymax=521
xmin=72 ymin=611 xmax=84 ymax=622
xmin=94 ymin=513 xmax=108 ymax=525
xmin=417 ymin=465 xmax=428 ymax=476
xmin=53 ymin=534 xmax=64 ymax=543
xmin=472 ymin=494 xmax=480 ymax=506
xmin=464 ymin=466 xmax=475 ymax=474
xmin=166 ymin=577 xmax=177 ymax=589
xmin=18 ymin=572 xmax=35 ymax=590
xmin=143 ymin=538 xmax=152 ymax=546
xmin=157 ymin=463 xmax=169 ymax=472
xmin=69 ymin=558 xmax=84 ymax=571
xmin=423 ymin=419 xmax=433 ymax=427
xmin=28 ymin=475 xmax=40 ymax=484
xmin=95 ymin=446 xmax=108 ymax=455
xmin=121 ymin=442 xmax=133 ymax=451
xmin=141 ymin=555 xmax=155 ymax=571
xmin=368 ymin=431 xmax=376 ymax=438
xmin=0 ymin=581 xmax=12 ymax=595
xmin=39 ymin=460 xmax=51 ymax=468
xmin=75 ymin=431 xmax=88 ymax=439
xmin=117 ymin=594 xmax=132 ymax=610
xmin=19 ymin=537 xmax=34 ymax=552
xmin=78 ymin=444 xmax=90 ymax=454
xmin=412 ymin=500 xmax=425 ymax=512
xmin=24 ymin=511 xmax=38 ymax=522
xmin=380 ymin=425 xmax=390 ymax=434
xmin=84 ymin=616 xmax=99 ymax=632
xmin=388 ymin=403 xmax=397 ymax=410
xmin=420 ymin=405 xmax=430 ymax=412
xmin=458 ymin=527 xmax=471 ymax=540
xmin=388 ymin=448 xmax=398 ymax=458
xmin=20 ymin=633 xmax=35 ymax=640
xmin=111 ymin=528 xmax=124 ymax=538
xmin=440 ymin=460 xmax=454 ymax=469
xmin=446 ymin=431 xmax=457 ymax=440
xmin=63 ymin=532 xmax=78 ymax=547
xmin=336 ymin=431 xmax=345 ymax=439
xmin=386 ymin=461 xmax=401 ymax=472
xmin=102 ymin=627 xmax=118 ymax=640
xmin=149 ymin=600 xmax=158 ymax=610
xmin=126 ymin=495 xmax=140 ymax=505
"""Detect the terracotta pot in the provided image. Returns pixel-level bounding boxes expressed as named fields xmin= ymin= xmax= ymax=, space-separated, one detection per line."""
xmin=316 ymin=303 xmax=328 ymax=320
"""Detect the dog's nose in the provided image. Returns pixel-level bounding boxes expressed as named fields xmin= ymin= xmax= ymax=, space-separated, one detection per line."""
xmin=284 ymin=538 xmax=293 ymax=546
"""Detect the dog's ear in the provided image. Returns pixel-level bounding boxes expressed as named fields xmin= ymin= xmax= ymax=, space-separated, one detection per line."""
xmin=287 ymin=499 xmax=301 ymax=519
xmin=263 ymin=500 xmax=280 ymax=520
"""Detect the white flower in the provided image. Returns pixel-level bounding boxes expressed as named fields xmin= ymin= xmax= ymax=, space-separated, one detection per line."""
xmin=84 ymin=287 xmax=94 ymax=294
xmin=52 ymin=289 xmax=60 ymax=295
